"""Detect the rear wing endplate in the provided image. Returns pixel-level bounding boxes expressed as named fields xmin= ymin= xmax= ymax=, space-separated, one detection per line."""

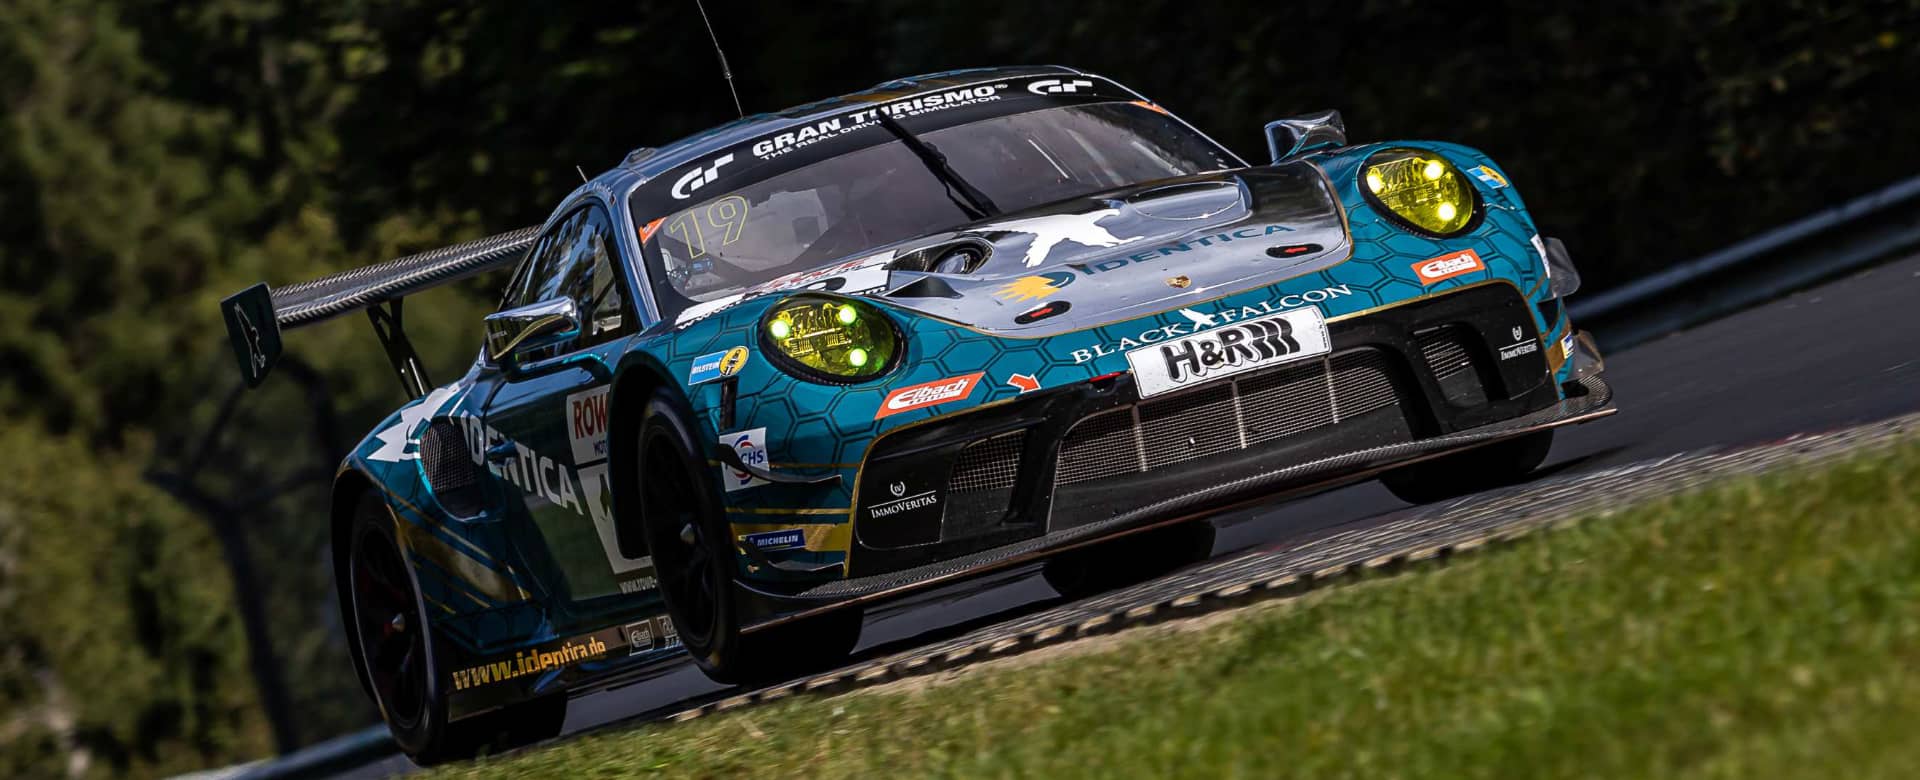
xmin=220 ymin=226 xmax=539 ymax=396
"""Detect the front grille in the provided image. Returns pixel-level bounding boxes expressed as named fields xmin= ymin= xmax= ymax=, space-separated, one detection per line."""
xmin=1416 ymin=327 xmax=1487 ymax=407
xmin=943 ymin=431 xmax=1026 ymax=537
xmin=948 ymin=431 xmax=1024 ymax=493
xmin=1056 ymin=350 xmax=1402 ymax=486
xmin=419 ymin=420 xmax=484 ymax=516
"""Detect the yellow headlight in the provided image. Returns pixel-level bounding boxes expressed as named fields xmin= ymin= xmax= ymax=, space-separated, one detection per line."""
xmin=1361 ymin=150 xmax=1475 ymax=235
xmin=762 ymin=297 xmax=898 ymax=382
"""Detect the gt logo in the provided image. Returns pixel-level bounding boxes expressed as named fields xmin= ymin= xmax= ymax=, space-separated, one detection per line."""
xmin=1028 ymin=78 xmax=1093 ymax=95
xmin=671 ymin=154 xmax=734 ymax=200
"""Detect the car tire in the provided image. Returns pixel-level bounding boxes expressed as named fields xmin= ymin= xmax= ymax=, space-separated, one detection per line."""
xmin=635 ymin=390 xmax=862 ymax=685
xmin=1042 ymin=520 xmax=1217 ymax=601
xmin=345 ymin=491 xmax=566 ymax=765
xmin=1379 ymin=429 xmax=1555 ymax=505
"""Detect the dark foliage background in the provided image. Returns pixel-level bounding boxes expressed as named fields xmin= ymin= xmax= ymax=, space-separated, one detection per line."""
xmin=2 ymin=0 xmax=1915 ymax=775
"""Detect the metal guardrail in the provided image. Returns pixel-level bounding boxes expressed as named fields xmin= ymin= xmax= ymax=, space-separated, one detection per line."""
xmin=1570 ymin=173 xmax=1920 ymax=349
xmin=230 ymin=727 xmax=392 ymax=780
xmin=197 ymin=172 xmax=1920 ymax=780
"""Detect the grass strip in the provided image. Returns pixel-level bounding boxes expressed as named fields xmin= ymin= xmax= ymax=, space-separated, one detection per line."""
xmin=433 ymin=441 xmax=1920 ymax=779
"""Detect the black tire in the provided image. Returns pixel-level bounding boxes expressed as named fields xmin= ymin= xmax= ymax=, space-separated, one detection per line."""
xmin=1042 ymin=520 xmax=1217 ymax=601
xmin=1379 ymin=429 xmax=1555 ymax=505
xmin=345 ymin=492 xmax=566 ymax=765
xmin=634 ymin=391 xmax=862 ymax=685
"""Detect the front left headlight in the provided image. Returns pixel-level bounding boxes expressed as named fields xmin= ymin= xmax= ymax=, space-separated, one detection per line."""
xmin=759 ymin=295 xmax=901 ymax=383
xmin=1361 ymin=149 xmax=1477 ymax=236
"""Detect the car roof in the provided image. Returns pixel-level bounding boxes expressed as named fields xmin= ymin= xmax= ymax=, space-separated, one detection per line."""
xmin=597 ymin=65 xmax=1091 ymax=189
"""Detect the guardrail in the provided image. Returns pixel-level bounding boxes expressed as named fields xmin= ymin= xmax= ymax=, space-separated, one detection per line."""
xmin=1570 ymin=173 xmax=1920 ymax=349
xmin=194 ymin=172 xmax=1920 ymax=780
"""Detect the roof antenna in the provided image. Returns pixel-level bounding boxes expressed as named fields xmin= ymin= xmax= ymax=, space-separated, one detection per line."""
xmin=693 ymin=0 xmax=745 ymax=118
xmin=575 ymin=165 xmax=589 ymax=183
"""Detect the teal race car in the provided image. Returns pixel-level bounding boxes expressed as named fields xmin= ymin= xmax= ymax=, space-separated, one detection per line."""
xmin=222 ymin=65 xmax=1612 ymax=762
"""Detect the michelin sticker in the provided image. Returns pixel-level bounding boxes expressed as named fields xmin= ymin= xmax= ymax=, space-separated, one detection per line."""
xmin=720 ymin=428 xmax=770 ymax=492
xmin=743 ymin=528 xmax=806 ymax=552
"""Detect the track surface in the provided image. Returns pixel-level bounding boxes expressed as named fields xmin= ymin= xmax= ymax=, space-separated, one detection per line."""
xmin=342 ymin=252 xmax=1920 ymax=777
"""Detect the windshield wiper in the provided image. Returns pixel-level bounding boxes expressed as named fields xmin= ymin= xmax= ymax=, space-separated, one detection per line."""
xmin=875 ymin=111 xmax=1001 ymax=221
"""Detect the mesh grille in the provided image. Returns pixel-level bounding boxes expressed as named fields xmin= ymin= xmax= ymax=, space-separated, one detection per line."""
xmin=1239 ymin=360 xmax=1336 ymax=444
xmin=419 ymin=420 xmax=484 ymax=517
xmin=1418 ymin=328 xmax=1474 ymax=381
xmin=949 ymin=431 xmax=1025 ymax=493
xmin=1138 ymin=384 xmax=1241 ymax=469
xmin=1056 ymin=407 xmax=1141 ymax=486
xmin=1056 ymin=350 xmax=1402 ymax=486
xmin=1416 ymin=327 xmax=1488 ymax=407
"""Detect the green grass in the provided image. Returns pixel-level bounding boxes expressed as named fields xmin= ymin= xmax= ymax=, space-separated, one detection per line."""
xmin=433 ymin=442 xmax=1920 ymax=779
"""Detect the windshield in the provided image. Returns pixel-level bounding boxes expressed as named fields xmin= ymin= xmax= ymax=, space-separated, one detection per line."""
xmin=647 ymin=102 xmax=1237 ymax=303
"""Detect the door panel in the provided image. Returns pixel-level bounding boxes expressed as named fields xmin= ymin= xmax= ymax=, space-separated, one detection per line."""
xmin=478 ymin=202 xmax=659 ymax=609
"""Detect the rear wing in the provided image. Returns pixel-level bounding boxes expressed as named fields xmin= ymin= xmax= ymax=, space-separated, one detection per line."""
xmin=221 ymin=226 xmax=539 ymax=397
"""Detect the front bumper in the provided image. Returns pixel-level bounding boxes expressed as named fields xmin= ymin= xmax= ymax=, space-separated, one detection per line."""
xmin=738 ymin=282 xmax=1614 ymax=624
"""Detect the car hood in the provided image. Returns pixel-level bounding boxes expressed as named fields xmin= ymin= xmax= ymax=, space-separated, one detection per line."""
xmin=867 ymin=162 xmax=1350 ymax=337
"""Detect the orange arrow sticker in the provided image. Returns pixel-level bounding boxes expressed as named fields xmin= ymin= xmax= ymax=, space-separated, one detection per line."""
xmin=1007 ymin=373 xmax=1040 ymax=394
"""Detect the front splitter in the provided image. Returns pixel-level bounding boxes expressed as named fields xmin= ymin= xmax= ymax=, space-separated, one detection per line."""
xmin=739 ymin=374 xmax=1615 ymax=631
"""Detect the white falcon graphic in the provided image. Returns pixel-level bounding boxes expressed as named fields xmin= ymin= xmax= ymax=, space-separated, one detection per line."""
xmin=991 ymin=208 xmax=1141 ymax=267
xmin=368 ymin=384 xmax=463 ymax=462
xmin=1177 ymin=308 xmax=1219 ymax=329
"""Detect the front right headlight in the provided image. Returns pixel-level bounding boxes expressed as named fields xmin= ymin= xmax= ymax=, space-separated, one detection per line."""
xmin=1361 ymin=149 xmax=1477 ymax=236
xmin=759 ymin=295 xmax=901 ymax=383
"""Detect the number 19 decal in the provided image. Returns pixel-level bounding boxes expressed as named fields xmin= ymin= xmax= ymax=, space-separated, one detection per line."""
xmin=661 ymin=195 xmax=749 ymax=259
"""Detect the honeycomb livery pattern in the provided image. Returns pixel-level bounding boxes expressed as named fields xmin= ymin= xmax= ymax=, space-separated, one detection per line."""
xmin=644 ymin=141 xmax=1568 ymax=534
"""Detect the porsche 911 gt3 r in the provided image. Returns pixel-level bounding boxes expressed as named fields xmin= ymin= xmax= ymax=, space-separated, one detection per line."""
xmin=221 ymin=65 xmax=1611 ymax=762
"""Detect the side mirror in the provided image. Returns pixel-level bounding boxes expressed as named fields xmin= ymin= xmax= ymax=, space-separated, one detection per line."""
xmin=485 ymin=297 xmax=581 ymax=373
xmin=1264 ymin=110 xmax=1346 ymax=164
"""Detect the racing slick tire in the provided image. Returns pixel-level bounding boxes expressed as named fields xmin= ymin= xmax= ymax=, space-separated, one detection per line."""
xmin=1378 ymin=429 xmax=1555 ymax=505
xmin=1042 ymin=519 xmax=1217 ymax=601
xmin=635 ymin=391 xmax=863 ymax=685
xmin=345 ymin=492 xmax=566 ymax=765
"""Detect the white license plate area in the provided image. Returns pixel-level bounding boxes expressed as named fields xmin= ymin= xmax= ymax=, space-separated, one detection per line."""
xmin=1126 ymin=307 xmax=1332 ymax=398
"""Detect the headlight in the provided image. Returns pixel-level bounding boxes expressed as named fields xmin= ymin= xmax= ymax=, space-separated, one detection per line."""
xmin=759 ymin=296 xmax=900 ymax=382
xmin=1361 ymin=149 xmax=1476 ymax=236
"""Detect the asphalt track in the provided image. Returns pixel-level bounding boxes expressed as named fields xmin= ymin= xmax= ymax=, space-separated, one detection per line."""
xmin=341 ymin=251 xmax=1920 ymax=777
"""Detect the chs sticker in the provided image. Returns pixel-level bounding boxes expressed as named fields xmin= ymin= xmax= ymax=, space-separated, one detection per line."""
xmin=1411 ymin=249 xmax=1487 ymax=286
xmin=875 ymin=373 xmax=983 ymax=419
xmin=719 ymin=428 xmax=770 ymax=492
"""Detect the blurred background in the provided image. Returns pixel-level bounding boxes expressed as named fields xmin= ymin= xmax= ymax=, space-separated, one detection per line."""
xmin=2 ymin=1 xmax=1917 ymax=776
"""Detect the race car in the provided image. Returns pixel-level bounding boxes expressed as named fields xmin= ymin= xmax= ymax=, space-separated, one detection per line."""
xmin=221 ymin=65 xmax=1612 ymax=762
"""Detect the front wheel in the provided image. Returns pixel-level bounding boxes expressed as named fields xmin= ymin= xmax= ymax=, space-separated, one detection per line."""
xmin=346 ymin=491 xmax=565 ymax=764
xmin=635 ymin=391 xmax=862 ymax=685
xmin=1379 ymin=429 xmax=1555 ymax=505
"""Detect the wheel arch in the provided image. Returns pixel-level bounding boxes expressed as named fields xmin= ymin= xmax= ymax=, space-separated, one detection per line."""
xmin=330 ymin=467 xmax=381 ymax=698
xmin=606 ymin=353 xmax=681 ymax=560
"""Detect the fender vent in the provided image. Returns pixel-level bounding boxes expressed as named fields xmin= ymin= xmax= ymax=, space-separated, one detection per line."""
xmin=419 ymin=420 xmax=485 ymax=517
